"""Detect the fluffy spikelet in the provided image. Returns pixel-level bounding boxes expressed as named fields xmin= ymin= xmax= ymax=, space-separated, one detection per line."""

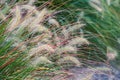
xmin=68 ymin=23 xmax=85 ymax=32
xmin=58 ymin=56 xmax=81 ymax=67
xmin=29 ymin=24 xmax=49 ymax=33
xmin=21 ymin=5 xmax=38 ymax=13
xmin=68 ymin=37 xmax=89 ymax=46
xmin=29 ymin=44 xmax=55 ymax=57
xmin=7 ymin=6 xmax=21 ymax=32
xmin=48 ymin=18 xmax=60 ymax=27
xmin=27 ymin=8 xmax=48 ymax=33
xmin=12 ymin=6 xmax=36 ymax=29
xmin=62 ymin=28 xmax=69 ymax=39
xmin=56 ymin=46 xmax=77 ymax=54
xmin=107 ymin=47 xmax=117 ymax=60
xmin=37 ymin=34 xmax=52 ymax=43
xmin=61 ymin=23 xmax=85 ymax=39
xmin=15 ymin=6 xmax=21 ymax=20
xmin=31 ymin=8 xmax=47 ymax=25
xmin=89 ymin=0 xmax=103 ymax=12
xmin=31 ymin=56 xmax=52 ymax=66
xmin=22 ymin=5 xmax=40 ymax=17
xmin=20 ymin=17 xmax=34 ymax=28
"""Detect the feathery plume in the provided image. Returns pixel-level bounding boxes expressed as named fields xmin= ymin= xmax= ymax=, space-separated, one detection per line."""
xmin=29 ymin=44 xmax=55 ymax=57
xmin=68 ymin=37 xmax=89 ymax=46
xmin=56 ymin=46 xmax=77 ymax=54
xmin=68 ymin=23 xmax=85 ymax=32
xmin=107 ymin=47 xmax=117 ymax=60
xmin=62 ymin=28 xmax=69 ymax=39
xmin=29 ymin=24 xmax=49 ymax=33
xmin=89 ymin=0 xmax=103 ymax=12
xmin=58 ymin=56 xmax=81 ymax=67
xmin=7 ymin=6 xmax=21 ymax=32
xmin=21 ymin=5 xmax=39 ymax=14
xmin=31 ymin=56 xmax=52 ymax=66
xmin=48 ymin=18 xmax=60 ymax=27
xmin=20 ymin=17 xmax=34 ymax=28
xmin=31 ymin=8 xmax=48 ymax=25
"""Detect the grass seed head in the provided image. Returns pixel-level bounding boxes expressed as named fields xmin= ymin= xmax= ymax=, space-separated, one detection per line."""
xmin=56 ymin=46 xmax=77 ymax=54
xmin=31 ymin=56 xmax=52 ymax=66
xmin=68 ymin=37 xmax=89 ymax=46
xmin=89 ymin=0 xmax=103 ymax=12
xmin=29 ymin=44 xmax=55 ymax=57
xmin=58 ymin=56 xmax=81 ymax=67
xmin=48 ymin=18 xmax=60 ymax=27
xmin=107 ymin=47 xmax=118 ymax=60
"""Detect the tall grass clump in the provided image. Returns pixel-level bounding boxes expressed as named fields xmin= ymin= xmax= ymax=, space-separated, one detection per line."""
xmin=0 ymin=0 xmax=90 ymax=80
xmin=0 ymin=0 xmax=120 ymax=80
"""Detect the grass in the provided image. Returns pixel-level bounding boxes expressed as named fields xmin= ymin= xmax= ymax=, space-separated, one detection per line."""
xmin=0 ymin=22 xmax=33 ymax=80
xmin=0 ymin=0 xmax=120 ymax=80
